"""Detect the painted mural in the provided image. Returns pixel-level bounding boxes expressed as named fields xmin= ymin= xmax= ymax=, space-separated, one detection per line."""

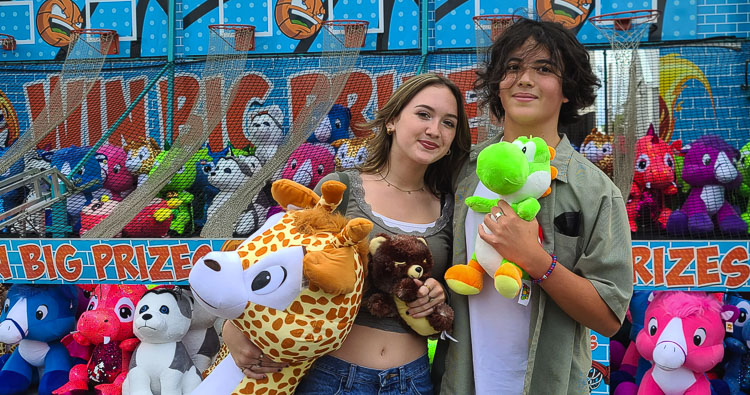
xmin=0 ymin=0 xmax=713 ymax=61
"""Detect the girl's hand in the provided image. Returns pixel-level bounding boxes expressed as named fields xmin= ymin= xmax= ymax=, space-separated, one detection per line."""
xmin=222 ymin=320 xmax=287 ymax=379
xmin=406 ymin=278 xmax=446 ymax=318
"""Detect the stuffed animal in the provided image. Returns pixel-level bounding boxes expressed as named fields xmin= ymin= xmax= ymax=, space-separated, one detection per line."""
xmin=234 ymin=181 xmax=275 ymax=237
xmin=0 ymin=284 xmax=9 ymax=358
xmin=19 ymin=149 xmax=54 ymax=235
xmin=54 ymin=284 xmax=147 ymax=395
xmin=187 ymin=148 xmax=220 ymax=230
xmin=332 ymin=135 xmax=372 ymax=171
xmin=366 ymin=234 xmax=454 ymax=336
xmin=580 ymin=127 xmax=614 ymax=178
xmin=150 ymin=150 xmax=208 ymax=236
xmin=49 ymin=146 xmax=108 ymax=233
xmin=0 ymin=285 xmax=79 ymax=395
xmin=189 ymin=178 xmax=372 ymax=394
xmin=122 ymin=288 xmax=202 ymax=395
xmin=205 ymin=150 xmax=262 ymax=230
xmin=121 ymin=198 xmax=173 ymax=238
xmin=97 ymin=144 xmax=135 ymax=200
xmin=0 ymin=146 xmax=27 ymax=234
xmin=635 ymin=291 xmax=730 ymax=395
xmin=281 ymin=142 xmax=336 ymax=189
xmin=739 ymin=142 xmax=750 ymax=233
xmin=125 ymin=136 xmax=161 ymax=186
xmin=723 ymin=293 xmax=750 ymax=395
xmin=626 ymin=125 xmax=681 ymax=232
xmin=243 ymin=104 xmax=286 ymax=165
xmin=666 ymin=135 xmax=746 ymax=235
xmin=444 ymin=136 xmax=557 ymax=298
xmin=307 ymin=104 xmax=352 ymax=144
xmin=181 ymin=288 xmax=221 ymax=373
xmin=80 ymin=195 xmax=119 ymax=236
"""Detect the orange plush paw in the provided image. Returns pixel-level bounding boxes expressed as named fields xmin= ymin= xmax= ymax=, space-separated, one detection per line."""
xmin=493 ymin=262 xmax=522 ymax=299
xmin=445 ymin=261 xmax=484 ymax=295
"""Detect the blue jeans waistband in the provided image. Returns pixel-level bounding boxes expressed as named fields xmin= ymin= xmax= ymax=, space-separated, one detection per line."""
xmin=311 ymin=353 xmax=431 ymax=390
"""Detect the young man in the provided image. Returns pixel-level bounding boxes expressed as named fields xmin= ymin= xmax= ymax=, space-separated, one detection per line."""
xmin=434 ymin=18 xmax=633 ymax=394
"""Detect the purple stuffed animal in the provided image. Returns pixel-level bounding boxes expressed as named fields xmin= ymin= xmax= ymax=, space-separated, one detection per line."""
xmin=667 ymin=135 xmax=746 ymax=235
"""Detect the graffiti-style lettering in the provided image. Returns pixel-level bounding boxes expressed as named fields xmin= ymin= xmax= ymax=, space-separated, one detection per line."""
xmin=92 ymin=244 xmax=113 ymax=281
xmin=666 ymin=247 xmax=695 ymax=286
xmin=653 ymin=247 xmax=665 ymax=286
xmin=55 ymin=244 xmax=82 ymax=281
xmin=158 ymin=74 xmax=200 ymax=144
xmin=696 ymin=246 xmax=721 ymax=286
xmin=0 ymin=246 xmax=10 ymax=279
xmin=217 ymin=73 xmax=271 ymax=151
xmin=721 ymin=246 xmax=750 ymax=288
xmin=335 ymin=71 xmax=373 ymax=137
xmin=134 ymin=245 xmax=150 ymax=279
xmin=105 ymin=77 xmax=148 ymax=145
xmin=170 ymin=244 xmax=192 ymax=281
xmin=147 ymin=245 xmax=173 ymax=281
xmin=113 ymin=244 xmax=138 ymax=281
xmin=18 ymin=244 xmax=46 ymax=280
xmin=632 ymin=246 xmax=652 ymax=285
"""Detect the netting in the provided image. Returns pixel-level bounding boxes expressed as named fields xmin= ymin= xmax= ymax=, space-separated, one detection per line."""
xmin=81 ymin=25 xmax=253 ymax=238
xmin=0 ymin=30 xmax=116 ymax=176
xmin=0 ymin=34 xmax=16 ymax=51
xmin=589 ymin=10 xmax=660 ymax=200
xmin=200 ymin=20 xmax=370 ymax=238
xmin=472 ymin=15 xmax=521 ymax=146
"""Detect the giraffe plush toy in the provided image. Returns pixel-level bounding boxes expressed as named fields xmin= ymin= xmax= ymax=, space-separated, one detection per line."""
xmin=189 ymin=178 xmax=372 ymax=395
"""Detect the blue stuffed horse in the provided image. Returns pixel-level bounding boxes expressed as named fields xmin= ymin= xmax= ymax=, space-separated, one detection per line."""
xmin=0 ymin=284 xmax=78 ymax=395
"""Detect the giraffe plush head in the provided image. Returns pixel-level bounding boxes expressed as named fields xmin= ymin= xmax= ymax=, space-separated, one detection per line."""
xmin=189 ymin=178 xmax=372 ymax=394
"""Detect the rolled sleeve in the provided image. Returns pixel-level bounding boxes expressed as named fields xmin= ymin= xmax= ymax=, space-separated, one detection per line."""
xmin=575 ymin=191 xmax=633 ymax=324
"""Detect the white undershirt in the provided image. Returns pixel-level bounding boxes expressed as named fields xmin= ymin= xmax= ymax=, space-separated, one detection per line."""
xmin=371 ymin=211 xmax=435 ymax=233
xmin=467 ymin=180 xmax=531 ymax=395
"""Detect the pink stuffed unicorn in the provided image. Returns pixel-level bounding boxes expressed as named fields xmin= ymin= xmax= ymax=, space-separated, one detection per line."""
xmin=635 ymin=291 xmax=728 ymax=395
xmin=97 ymin=144 xmax=135 ymax=200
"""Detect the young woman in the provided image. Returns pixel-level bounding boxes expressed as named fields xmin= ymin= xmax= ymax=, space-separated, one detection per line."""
xmin=434 ymin=18 xmax=633 ymax=394
xmin=221 ymin=72 xmax=471 ymax=394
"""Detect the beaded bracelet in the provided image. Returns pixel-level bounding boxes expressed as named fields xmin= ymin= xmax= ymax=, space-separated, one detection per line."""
xmin=532 ymin=254 xmax=557 ymax=285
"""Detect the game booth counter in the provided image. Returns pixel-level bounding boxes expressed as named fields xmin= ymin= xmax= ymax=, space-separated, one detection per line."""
xmin=3 ymin=239 xmax=750 ymax=394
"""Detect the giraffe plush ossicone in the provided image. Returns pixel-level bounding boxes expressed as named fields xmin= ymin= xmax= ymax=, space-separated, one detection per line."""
xmin=188 ymin=178 xmax=372 ymax=395
xmin=444 ymin=136 xmax=557 ymax=298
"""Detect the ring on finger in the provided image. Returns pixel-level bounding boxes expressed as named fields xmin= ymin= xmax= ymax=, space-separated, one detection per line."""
xmin=494 ymin=211 xmax=503 ymax=220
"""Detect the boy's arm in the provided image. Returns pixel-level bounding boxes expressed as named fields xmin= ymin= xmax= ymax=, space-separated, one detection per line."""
xmin=479 ymin=196 xmax=630 ymax=337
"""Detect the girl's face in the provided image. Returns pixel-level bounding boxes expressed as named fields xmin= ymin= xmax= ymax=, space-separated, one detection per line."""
xmin=386 ymin=85 xmax=458 ymax=167
xmin=498 ymin=39 xmax=568 ymax=129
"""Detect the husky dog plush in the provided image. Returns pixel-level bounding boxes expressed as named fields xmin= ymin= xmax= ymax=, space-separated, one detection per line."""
xmin=181 ymin=288 xmax=220 ymax=374
xmin=122 ymin=288 xmax=201 ymax=395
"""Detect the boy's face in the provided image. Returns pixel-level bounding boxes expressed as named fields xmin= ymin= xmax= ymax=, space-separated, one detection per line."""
xmin=498 ymin=39 xmax=568 ymax=129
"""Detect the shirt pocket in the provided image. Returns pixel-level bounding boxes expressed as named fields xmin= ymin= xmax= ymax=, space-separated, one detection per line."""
xmin=553 ymin=231 xmax=581 ymax=270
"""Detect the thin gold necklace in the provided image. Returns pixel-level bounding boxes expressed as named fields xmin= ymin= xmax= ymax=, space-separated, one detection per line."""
xmin=378 ymin=171 xmax=425 ymax=194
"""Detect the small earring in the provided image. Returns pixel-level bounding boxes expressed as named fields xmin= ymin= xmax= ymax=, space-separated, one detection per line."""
xmin=445 ymin=149 xmax=451 ymax=156
xmin=386 ymin=127 xmax=394 ymax=135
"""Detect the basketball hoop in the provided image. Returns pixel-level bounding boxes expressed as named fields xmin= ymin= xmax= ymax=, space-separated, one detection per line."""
xmin=0 ymin=34 xmax=16 ymax=51
xmin=473 ymin=14 xmax=522 ymax=43
xmin=589 ymin=9 xmax=660 ymax=51
xmin=321 ymin=20 xmax=369 ymax=49
xmin=589 ymin=9 xmax=660 ymax=199
xmin=71 ymin=29 xmax=119 ymax=55
xmin=208 ymin=24 xmax=255 ymax=51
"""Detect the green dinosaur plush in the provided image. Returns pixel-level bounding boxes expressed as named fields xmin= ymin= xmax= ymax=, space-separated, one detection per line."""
xmin=739 ymin=142 xmax=750 ymax=233
xmin=444 ymin=137 xmax=557 ymax=298
xmin=149 ymin=151 xmax=205 ymax=236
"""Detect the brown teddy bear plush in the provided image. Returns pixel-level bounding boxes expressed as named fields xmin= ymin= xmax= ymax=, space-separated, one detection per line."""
xmin=366 ymin=233 xmax=454 ymax=336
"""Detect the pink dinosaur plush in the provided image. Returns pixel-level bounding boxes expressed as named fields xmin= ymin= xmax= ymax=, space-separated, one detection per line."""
xmin=54 ymin=284 xmax=147 ymax=395
xmin=626 ymin=124 xmax=681 ymax=232
xmin=97 ymin=144 xmax=135 ymax=200
xmin=635 ymin=291 xmax=729 ymax=395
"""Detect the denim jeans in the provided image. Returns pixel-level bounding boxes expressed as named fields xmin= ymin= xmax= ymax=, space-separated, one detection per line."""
xmin=295 ymin=354 xmax=434 ymax=395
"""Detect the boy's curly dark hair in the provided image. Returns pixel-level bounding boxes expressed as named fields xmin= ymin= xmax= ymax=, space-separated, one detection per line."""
xmin=475 ymin=17 xmax=601 ymax=126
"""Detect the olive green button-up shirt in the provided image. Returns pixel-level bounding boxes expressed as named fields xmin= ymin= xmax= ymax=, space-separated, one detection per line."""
xmin=433 ymin=133 xmax=633 ymax=395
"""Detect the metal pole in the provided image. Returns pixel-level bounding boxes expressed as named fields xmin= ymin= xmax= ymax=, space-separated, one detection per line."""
xmin=166 ymin=0 xmax=176 ymax=147
xmin=417 ymin=0 xmax=429 ymax=74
